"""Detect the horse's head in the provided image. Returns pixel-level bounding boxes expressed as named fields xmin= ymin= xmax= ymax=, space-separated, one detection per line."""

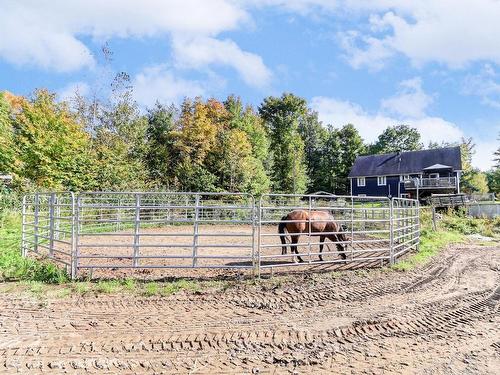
xmin=337 ymin=225 xmax=349 ymax=252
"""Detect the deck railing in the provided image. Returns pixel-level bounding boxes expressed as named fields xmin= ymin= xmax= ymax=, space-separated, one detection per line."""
xmin=404 ymin=177 xmax=456 ymax=189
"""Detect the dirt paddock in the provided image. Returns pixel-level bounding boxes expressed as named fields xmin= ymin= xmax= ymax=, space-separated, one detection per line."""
xmin=51 ymin=224 xmax=392 ymax=279
xmin=1 ymin=242 xmax=498 ymax=374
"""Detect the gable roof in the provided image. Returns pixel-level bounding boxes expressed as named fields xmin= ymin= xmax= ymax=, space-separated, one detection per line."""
xmin=349 ymin=146 xmax=462 ymax=177
xmin=423 ymin=163 xmax=453 ymax=170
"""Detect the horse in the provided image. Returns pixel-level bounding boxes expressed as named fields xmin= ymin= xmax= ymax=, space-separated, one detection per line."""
xmin=278 ymin=210 xmax=348 ymax=263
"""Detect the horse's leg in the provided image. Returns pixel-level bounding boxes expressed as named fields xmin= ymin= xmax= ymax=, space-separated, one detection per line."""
xmin=278 ymin=219 xmax=288 ymax=255
xmin=291 ymin=235 xmax=303 ymax=263
xmin=329 ymin=235 xmax=347 ymax=262
xmin=319 ymin=235 xmax=326 ymax=261
xmin=337 ymin=243 xmax=347 ymax=262
xmin=280 ymin=231 xmax=287 ymax=255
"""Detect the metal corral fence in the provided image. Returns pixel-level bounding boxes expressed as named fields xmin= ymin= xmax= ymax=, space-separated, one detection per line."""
xmin=21 ymin=192 xmax=420 ymax=279
xmin=467 ymin=202 xmax=500 ymax=218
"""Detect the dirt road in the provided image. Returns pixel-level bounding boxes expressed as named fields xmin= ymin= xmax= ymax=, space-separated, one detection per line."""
xmin=1 ymin=243 xmax=498 ymax=374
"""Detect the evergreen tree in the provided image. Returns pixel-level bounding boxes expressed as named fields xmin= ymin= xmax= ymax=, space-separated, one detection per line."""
xmin=297 ymin=110 xmax=327 ymax=193
xmin=145 ymin=103 xmax=177 ymax=188
xmin=336 ymin=124 xmax=365 ymax=194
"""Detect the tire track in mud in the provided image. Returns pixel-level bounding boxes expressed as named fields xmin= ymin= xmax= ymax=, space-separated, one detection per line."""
xmin=2 ymin=284 xmax=498 ymax=374
xmin=0 ymin=245 xmax=498 ymax=373
xmin=0 ymin=258 xmax=467 ymax=340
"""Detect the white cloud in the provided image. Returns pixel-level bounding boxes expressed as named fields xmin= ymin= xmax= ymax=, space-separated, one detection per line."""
xmin=172 ymin=36 xmax=272 ymax=88
xmin=338 ymin=0 xmax=500 ymax=69
xmin=0 ymin=0 xmax=269 ymax=87
xmin=310 ymin=95 xmax=497 ymax=170
xmin=462 ymin=64 xmax=500 ymax=109
xmin=133 ymin=65 xmax=205 ymax=107
xmin=381 ymin=77 xmax=433 ymax=118
xmin=473 ymin=141 xmax=498 ymax=171
xmin=311 ymin=95 xmax=462 ymax=145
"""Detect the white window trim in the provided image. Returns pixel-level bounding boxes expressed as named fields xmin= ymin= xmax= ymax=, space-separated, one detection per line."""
xmin=428 ymin=173 xmax=439 ymax=179
xmin=400 ymin=174 xmax=411 ymax=181
xmin=357 ymin=177 xmax=366 ymax=187
xmin=377 ymin=176 xmax=386 ymax=186
xmin=400 ymin=193 xmax=410 ymax=198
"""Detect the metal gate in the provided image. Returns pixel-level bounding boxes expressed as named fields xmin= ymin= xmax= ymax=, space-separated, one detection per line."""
xmin=21 ymin=192 xmax=419 ymax=279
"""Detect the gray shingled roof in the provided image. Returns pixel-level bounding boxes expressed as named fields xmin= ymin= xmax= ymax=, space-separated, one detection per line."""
xmin=348 ymin=146 xmax=462 ymax=177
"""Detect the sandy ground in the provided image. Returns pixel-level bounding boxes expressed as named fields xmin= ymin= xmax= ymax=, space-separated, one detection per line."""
xmin=1 ymin=242 xmax=498 ymax=374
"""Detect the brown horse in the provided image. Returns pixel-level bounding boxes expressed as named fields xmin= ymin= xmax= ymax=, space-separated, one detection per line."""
xmin=278 ymin=210 xmax=348 ymax=263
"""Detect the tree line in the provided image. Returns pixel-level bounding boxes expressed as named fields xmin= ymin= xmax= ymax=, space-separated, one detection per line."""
xmin=0 ymin=75 xmax=496 ymax=196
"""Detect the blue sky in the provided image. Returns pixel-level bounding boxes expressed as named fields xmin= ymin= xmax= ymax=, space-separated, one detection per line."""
xmin=0 ymin=0 xmax=499 ymax=169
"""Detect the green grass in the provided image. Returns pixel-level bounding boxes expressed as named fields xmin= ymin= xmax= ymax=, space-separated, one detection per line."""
xmin=392 ymin=207 xmax=499 ymax=271
xmin=0 ymin=212 xmax=68 ymax=283
xmin=393 ymin=227 xmax=464 ymax=271
xmin=96 ymin=280 xmax=121 ymax=294
xmin=73 ymin=282 xmax=91 ymax=295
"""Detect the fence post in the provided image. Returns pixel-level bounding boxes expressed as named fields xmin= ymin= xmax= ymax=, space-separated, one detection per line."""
xmin=250 ymin=195 xmax=257 ymax=277
xmin=415 ymin=200 xmax=420 ymax=251
xmin=33 ymin=193 xmax=39 ymax=253
xmin=133 ymin=193 xmax=141 ymax=267
xmin=308 ymin=195 xmax=312 ymax=263
xmin=48 ymin=193 xmax=55 ymax=258
xmin=54 ymin=195 xmax=60 ymax=241
xmin=350 ymin=197 xmax=354 ymax=260
xmin=192 ymin=194 xmax=200 ymax=267
xmin=389 ymin=199 xmax=394 ymax=266
xmin=256 ymin=197 xmax=262 ymax=278
xmin=71 ymin=193 xmax=78 ymax=280
xmin=432 ymin=205 xmax=437 ymax=231
xmin=21 ymin=195 xmax=27 ymax=257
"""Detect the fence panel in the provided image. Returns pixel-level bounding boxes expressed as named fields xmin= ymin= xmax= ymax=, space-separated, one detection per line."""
xmin=21 ymin=192 xmax=75 ymax=274
xmin=258 ymin=194 xmax=393 ymax=271
xmin=21 ymin=191 xmax=420 ymax=279
xmin=391 ymin=197 xmax=420 ymax=260
xmin=74 ymin=192 xmax=255 ymax=275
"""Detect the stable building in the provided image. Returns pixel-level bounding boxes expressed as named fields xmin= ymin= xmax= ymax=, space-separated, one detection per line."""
xmin=348 ymin=146 xmax=462 ymax=199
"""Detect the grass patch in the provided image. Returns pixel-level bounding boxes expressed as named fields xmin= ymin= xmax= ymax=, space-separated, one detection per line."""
xmin=161 ymin=279 xmax=201 ymax=296
xmin=53 ymin=287 xmax=72 ymax=299
xmin=143 ymin=282 xmax=159 ymax=296
xmin=73 ymin=282 xmax=91 ymax=295
xmin=391 ymin=207 xmax=499 ymax=271
xmin=122 ymin=278 xmax=137 ymax=292
xmin=0 ymin=212 xmax=68 ymax=283
xmin=96 ymin=280 xmax=121 ymax=294
xmin=24 ymin=280 xmax=45 ymax=297
xmin=393 ymin=228 xmax=464 ymax=271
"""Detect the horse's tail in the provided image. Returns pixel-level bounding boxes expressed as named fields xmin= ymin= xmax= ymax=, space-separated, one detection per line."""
xmin=278 ymin=215 xmax=289 ymax=255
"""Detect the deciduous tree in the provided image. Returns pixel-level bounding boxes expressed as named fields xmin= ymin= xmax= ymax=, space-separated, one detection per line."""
xmin=259 ymin=93 xmax=308 ymax=194
xmin=370 ymin=125 xmax=423 ymax=154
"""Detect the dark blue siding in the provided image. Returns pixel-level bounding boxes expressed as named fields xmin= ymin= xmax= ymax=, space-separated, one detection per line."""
xmin=352 ymin=176 xmax=400 ymax=197
xmin=351 ymin=171 xmax=460 ymax=197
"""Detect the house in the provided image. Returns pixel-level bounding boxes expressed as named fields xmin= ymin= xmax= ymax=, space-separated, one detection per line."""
xmin=348 ymin=146 xmax=462 ymax=199
xmin=0 ymin=175 xmax=13 ymax=186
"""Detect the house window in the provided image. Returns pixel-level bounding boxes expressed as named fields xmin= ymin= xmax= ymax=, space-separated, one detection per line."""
xmin=357 ymin=177 xmax=365 ymax=187
xmin=429 ymin=173 xmax=439 ymax=179
xmin=400 ymin=175 xmax=410 ymax=181
xmin=400 ymin=193 xmax=410 ymax=198
xmin=377 ymin=176 xmax=386 ymax=186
